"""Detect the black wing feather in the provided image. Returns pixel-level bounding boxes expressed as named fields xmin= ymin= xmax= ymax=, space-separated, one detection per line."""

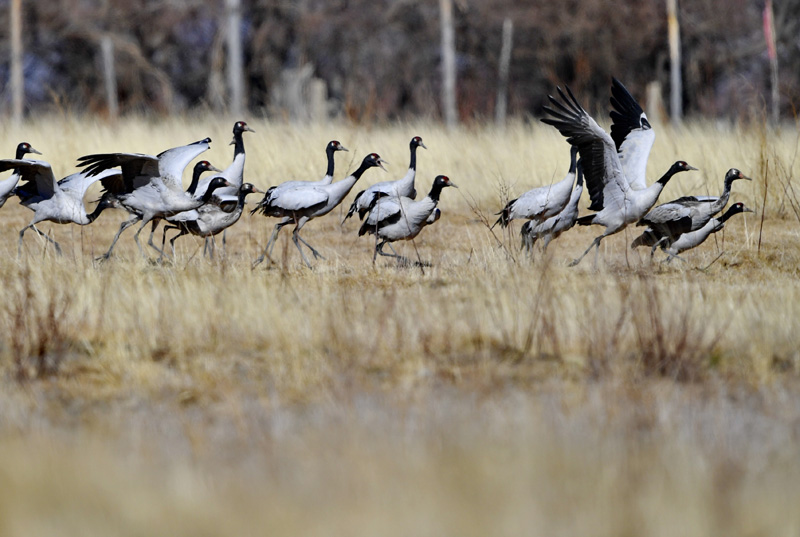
xmin=541 ymin=86 xmax=606 ymax=211
xmin=609 ymin=78 xmax=645 ymax=151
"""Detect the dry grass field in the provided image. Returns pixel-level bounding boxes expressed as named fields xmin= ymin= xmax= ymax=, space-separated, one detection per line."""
xmin=0 ymin=114 xmax=799 ymax=536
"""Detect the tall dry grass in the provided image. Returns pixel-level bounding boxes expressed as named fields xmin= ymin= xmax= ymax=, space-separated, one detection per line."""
xmin=0 ymin=114 xmax=798 ymax=536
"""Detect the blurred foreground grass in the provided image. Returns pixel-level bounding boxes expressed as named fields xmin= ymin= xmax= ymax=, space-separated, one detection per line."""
xmin=0 ymin=114 xmax=798 ymax=536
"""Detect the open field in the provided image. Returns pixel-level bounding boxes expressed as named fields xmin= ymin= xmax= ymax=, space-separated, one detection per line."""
xmin=0 ymin=115 xmax=799 ymax=536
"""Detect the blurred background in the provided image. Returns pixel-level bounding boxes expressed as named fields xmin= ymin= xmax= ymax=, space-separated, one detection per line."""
xmin=0 ymin=0 xmax=797 ymax=124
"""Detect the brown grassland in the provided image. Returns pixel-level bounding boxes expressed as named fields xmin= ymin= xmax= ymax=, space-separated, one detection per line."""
xmin=0 ymin=115 xmax=799 ymax=536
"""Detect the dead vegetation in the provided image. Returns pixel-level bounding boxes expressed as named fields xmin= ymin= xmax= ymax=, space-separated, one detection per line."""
xmin=0 ymin=116 xmax=797 ymax=536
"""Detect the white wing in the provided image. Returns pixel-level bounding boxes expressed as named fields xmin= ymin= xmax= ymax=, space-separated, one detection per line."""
xmin=617 ymin=128 xmax=655 ymax=190
xmin=270 ymin=185 xmax=329 ymax=212
xmin=58 ymin=169 xmax=122 ymax=198
xmin=156 ymin=138 xmax=211 ymax=188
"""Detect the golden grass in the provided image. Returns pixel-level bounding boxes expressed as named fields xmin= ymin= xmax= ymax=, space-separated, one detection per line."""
xmin=0 ymin=114 xmax=799 ymax=536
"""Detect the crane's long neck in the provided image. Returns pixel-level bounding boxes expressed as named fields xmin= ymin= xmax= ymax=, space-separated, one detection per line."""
xmin=427 ymin=182 xmax=446 ymax=204
xmin=232 ymin=130 xmax=246 ymax=158
xmin=710 ymin=177 xmax=735 ymax=213
xmin=717 ymin=206 xmax=741 ymax=224
xmin=87 ymin=199 xmax=111 ymax=224
xmin=324 ymin=146 xmax=336 ymax=179
xmin=201 ymin=183 xmax=225 ymax=204
xmin=330 ymin=161 xmax=374 ymax=202
xmin=655 ymin=165 xmax=682 ymax=188
xmin=187 ymin=169 xmax=203 ymax=196
xmin=236 ymin=189 xmax=250 ymax=211
xmin=409 ymin=142 xmax=419 ymax=171
xmin=15 ymin=147 xmax=26 ymax=159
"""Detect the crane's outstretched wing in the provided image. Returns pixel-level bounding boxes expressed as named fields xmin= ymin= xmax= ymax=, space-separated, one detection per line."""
xmin=155 ymin=138 xmax=212 ymax=189
xmin=0 ymin=158 xmax=58 ymax=199
xmin=541 ymin=86 xmax=629 ymax=214
xmin=58 ymin=169 xmax=122 ymax=198
xmin=77 ymin=152 xmax=160 ymax=192
xmin=609 ymin=78 xmax=655 ymax=191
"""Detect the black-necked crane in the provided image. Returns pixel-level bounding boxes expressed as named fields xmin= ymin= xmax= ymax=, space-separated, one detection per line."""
xmin=141 ymin=159 xmax=221 ymax=256
xmin=494 ymin=145 xmax=579 ymax=228
xmin=520 ymin=161 xmax=584 ymax=255
xmin=76 ymin=137 xmax=231 ymax=260
xmin=0 ymin=142 xmax=42 ymax=208
xmin=633 ymin=202 xmax=753 ymax=261
xmin=358 ymin=174 xmax=457 ymax=264
xmin=194 ymin=121 xmax=254 ymax=201
xmin=0 ymin=158 xmax=121 ymax=255
xmin=265 ymin=140 xmax=349 ymax=198
xmin=343 ymin=136 xmax=426 ymax=222
xmin=634 ymin=168 xmax=751 ymax=256
xmin=540 ymin=84 xmax=697 ymax=267
xmin=162 ymin=182 xmax=264 ymax=259
xmin=251 ymin=153 xmax=387 ymax=268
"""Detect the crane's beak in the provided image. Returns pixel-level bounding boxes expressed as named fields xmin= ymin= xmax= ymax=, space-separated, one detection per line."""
xmin=209 ymin=164 xmax=223 ymax=173
xmin=244 ymin=125 xmax=255 ymax=133
xmin=740 ymin=173 xmax=752 ymax=181
xmin=252 ymin=186 xmax=265 ymax=194
xmin=687 ymin=164 xmax=699 ymax=171
xmin=339 ymin=145 xmax=349 ymax=152
xmin=29 ymin=147 xmax=42 ymax=155
xmin=448 ymin=180 xmax=459 ymax=189
xmin=378 ymin=158 xmax=388 ymax=171
xmin=743 ymin=207 xmax=754 ymax=213
xmin=419 ymin=141 xmax=428 ymax=150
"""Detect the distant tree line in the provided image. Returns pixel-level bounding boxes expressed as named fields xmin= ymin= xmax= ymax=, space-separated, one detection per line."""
xmin=0 ymin=0 xmax=797 ymax=122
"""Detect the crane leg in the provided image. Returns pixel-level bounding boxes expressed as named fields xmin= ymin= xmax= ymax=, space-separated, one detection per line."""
xmin=147 ymin=219 xmax=167 ymax=259
xmin=161 ymin=224 xmax=179 ymax=259
xmin=132 ymin=218 xmax=155 ymax=259
xmin=291 ymin=229 xmax=314 ymax=269
xmin=98 ymin=216 xmax=140 ymax=261
xmin=19 ymin=224 xmax=62 ymax=257
xmin=375 ymin=241 xmax=407 ymax=263
xmin=649 ymin=237 xmax=668 ymax=260
xmin=170 ymin=230 xmax=188 ymax=259
xmin=570 ymin=235 xmax=603 ymax=267
xmin=295 ymin=234 xmax=325 ymax=260
xmin=252 ymin=219 xmax=290 ymax=268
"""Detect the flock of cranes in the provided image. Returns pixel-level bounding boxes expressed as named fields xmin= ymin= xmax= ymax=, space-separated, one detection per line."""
xmin=0 ymin=79 xmax=752 ymax=269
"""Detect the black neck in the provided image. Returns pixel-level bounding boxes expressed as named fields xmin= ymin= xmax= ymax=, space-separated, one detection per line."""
xmin=237 ymin=188 xmax=250 ymax=208
xmin=428 ymin=182 xmax=446 ymax=203
xmin=87 ymin=201 xmax=109 ymax=223
xmin=201 ymin=184 xmax=224 ymax=203
xmin=15 ymin=148 xmax=26 ymax=159
xmin=352 ymin=160 xmax=374 ymax=181
xmin=719 ymin=207 xmax=741 ymax=224
xmin=325 ymin=145 xmax=336 ymax=177
xmin=723 ymin=175 xmax=736 ymax=193
xmin=409 ymin=142 xmax=418 ymax=171
xmin=657 ymin=166 xmax=681 ymax=186
xmin=569 ymin=146 xmax=578 ymax=174
xmin=232 ymin=131 xmax=246 ymax=157
xmin=187 ymin=169 xmax=203 ymax=195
